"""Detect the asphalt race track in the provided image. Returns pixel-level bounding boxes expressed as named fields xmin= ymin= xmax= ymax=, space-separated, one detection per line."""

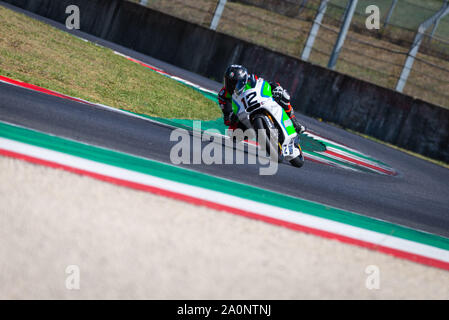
xmin=1 ymin=1 xmax=449 ymax=239
xmin=1 ymin=79 xmax=449 ymax=238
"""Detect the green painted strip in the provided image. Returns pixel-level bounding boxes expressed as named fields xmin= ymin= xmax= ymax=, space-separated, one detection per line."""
xmin=130 ymin=110 xmax=362 ymax=172
xmin=303 ymin=150 xmax=373 ymax=173
xmin=122 ymin=110 xmax=229 ymax=135
xmin=1 ymin=121 xmax=447 ymax=250
xmin=124 ymin=112 xmax=373 ymax=173
xmin=318 ymin=138 xmax=387 ymax=166
xmin=126 ymin=110 xmax=327 ymax=152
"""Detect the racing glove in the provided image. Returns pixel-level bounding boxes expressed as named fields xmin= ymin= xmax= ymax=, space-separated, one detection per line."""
xmin=272 ymin=85 xmax=291 ymax=109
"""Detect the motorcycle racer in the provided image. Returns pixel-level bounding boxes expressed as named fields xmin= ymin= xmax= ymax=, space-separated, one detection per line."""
xmin=218 ymin=64 xmax=306 ymax=134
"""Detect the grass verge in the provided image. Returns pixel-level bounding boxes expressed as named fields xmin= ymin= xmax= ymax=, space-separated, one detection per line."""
xmin=0 ymin=5 xmax=221 ymax=120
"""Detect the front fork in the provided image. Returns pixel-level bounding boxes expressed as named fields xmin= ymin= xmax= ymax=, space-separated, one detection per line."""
xmin=294 ymin=135 xmax=302 ymax=152
xmin=263 ymin=113 xmax=285 ymax=161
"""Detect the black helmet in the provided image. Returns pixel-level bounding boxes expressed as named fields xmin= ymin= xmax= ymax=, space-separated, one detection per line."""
xmin=224 ymin=65 xmax=249 ymax=95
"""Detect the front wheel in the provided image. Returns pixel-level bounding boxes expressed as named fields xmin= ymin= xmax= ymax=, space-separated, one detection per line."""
xmin=252 ymin=115 xmax=282 ymax=162
xmin=290 ymin=139 xmax=305 ymax=168
xmin=290 ymin=154 xmax=304 ymax=168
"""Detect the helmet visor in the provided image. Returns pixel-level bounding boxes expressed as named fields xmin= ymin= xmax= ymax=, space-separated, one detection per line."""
xmin=235 ymin=77 xmax=247 ymax=95
xmin=225 ymin=78 xmax=237 ymax=95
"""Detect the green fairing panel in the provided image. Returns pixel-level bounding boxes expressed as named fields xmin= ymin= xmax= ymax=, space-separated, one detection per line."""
xmin=282 ymin=108 xmax=296 ymax=136
xmin=232 ymin=100 xmax=239 ymax=114
xmin=261 ymin=81 xmax=272 ymax=97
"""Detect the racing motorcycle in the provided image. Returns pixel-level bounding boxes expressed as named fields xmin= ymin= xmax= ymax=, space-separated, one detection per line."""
xmin=230 ymin=77 xmax=305 ymax=168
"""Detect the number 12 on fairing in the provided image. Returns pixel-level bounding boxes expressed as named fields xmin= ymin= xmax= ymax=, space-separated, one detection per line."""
xmin=241 ymin=92 xmax=260 ymax=109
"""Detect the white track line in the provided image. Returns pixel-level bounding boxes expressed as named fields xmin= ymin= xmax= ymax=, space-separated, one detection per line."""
xmin=1 ymin=136 xmax=448 ymax=266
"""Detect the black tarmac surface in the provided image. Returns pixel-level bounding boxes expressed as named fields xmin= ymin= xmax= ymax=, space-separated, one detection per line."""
xmin=1 ymin=1 xmax=448 ymax=238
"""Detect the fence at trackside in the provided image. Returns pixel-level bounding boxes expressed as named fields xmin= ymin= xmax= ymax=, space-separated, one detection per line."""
xmin=133 ymin=0 xmax=449 ymax=110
